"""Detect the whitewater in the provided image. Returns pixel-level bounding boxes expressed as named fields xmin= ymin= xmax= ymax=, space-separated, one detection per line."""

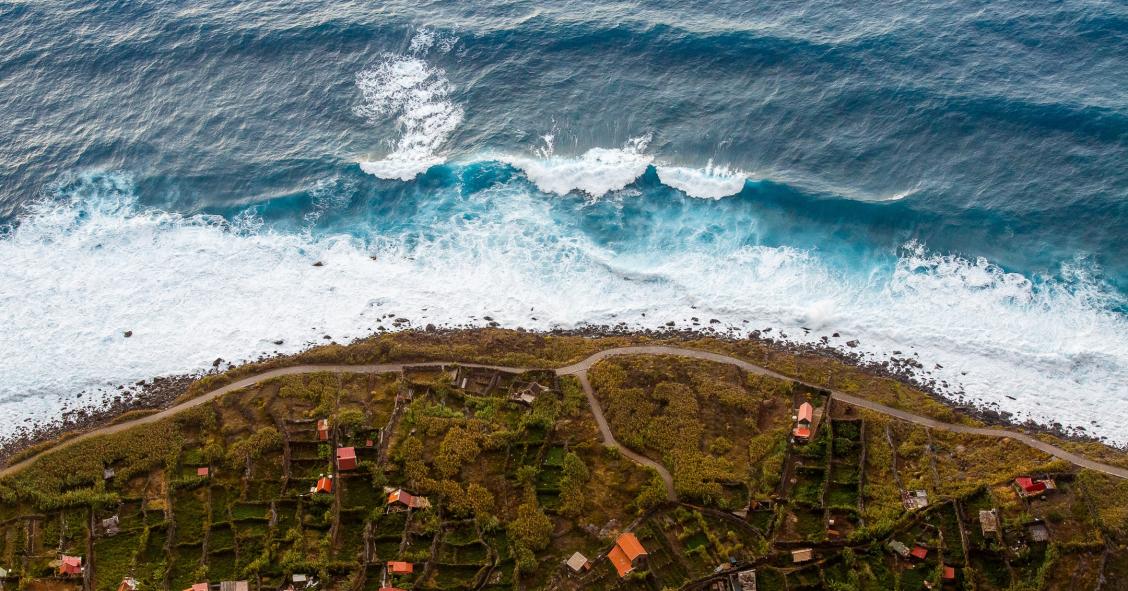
xmin=1 ymin=8 xmax=1126 ymax=448
xmin=1 ymin=162 xmax=1126 ymax=445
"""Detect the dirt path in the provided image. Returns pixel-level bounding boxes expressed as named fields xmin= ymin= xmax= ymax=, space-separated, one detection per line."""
xmin=4 ymin=346 xmax=1126 ymax=488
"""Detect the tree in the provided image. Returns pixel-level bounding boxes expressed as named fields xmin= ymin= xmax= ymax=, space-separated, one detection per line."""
xmin=508 ymin=492 xmax=553 ymax=552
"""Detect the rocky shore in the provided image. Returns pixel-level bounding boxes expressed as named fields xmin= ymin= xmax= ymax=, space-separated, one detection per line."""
xmin=0 ymin=323 xmax=1115 ymax=466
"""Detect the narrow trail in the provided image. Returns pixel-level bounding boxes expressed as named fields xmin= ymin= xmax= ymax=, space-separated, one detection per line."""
xmin=3 ymin=346 xmax=1126 ymax=490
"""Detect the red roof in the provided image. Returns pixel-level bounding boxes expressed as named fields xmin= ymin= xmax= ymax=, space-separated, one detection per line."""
xmin=797 ymin=402 xmax=814 ymax=423
xmin=387 ymin=561 xmax=413 ymax=574
xmin=59 ymin=555 xmax=82 ymax=575
xmin=317 ymin=419 xmax=329 ymax=440
xmin=1015 ymin=477 xmax=1046 ymax=494
xmin=386 ymin=488 xmax=429 ymax=508
xmin=337 ymin=447 xmax=356 ymax=460
xmin=379 ymin=588 xmax=406 ymax=591
xmin=197 ymin=467 xmax=210 ymax=477
xmin=910 ymin=546 xmax=928 ymax=560
xmin=793 ymin=426 xmax=811 ymax=439
xmin=314 ymin=476 xmax=333 ymax=494
xmin=943 ymin=565 xmax=956 ymax=580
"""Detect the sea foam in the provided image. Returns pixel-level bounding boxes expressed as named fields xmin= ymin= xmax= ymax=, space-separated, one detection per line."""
xmin=356 ymin=31 xmax=463 ymax=181
xmin=1 ymin=170 xmax=1126 ymax=445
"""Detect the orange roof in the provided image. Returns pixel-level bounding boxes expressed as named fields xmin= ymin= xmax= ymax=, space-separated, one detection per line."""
xmin=793 ymin=426 xmax=811 ymax=439
xmin=387 ymin=561 xmax=413 ymax=574
xmin=797 ymin=402 xmax=814 ymax=422
xmin=314 ymin=477 xmax=333 ymax=494
xmin=186 ymin=584 xmax=207 ymax=591
xmin=607 ymin=545 xmax=634 ymax=577
xmin=910 ymin=546 xmax=928 ymax=560
xmin=197 ymin=467 xmax=210 ymax=477
xmin=943 ymin=565 xmax=956 ymax=580
xmin=615 ymin=532 xmax=648 ymax=561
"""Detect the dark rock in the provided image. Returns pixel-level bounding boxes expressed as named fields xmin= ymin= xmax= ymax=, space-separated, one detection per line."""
xmin=425 ymin=324 xmax=436 ymax=332
xmin=212 ymin=358 xmax=223 ymax=367
xmin=312 ymin=261 xmax=324 ymax=267
xmin=123 ymin=331 xmax=133 ymax=338
xmin=273 ymin=340 xmax=284 ymax=345
xmin=846 ymin=340 xmax=859 ymax=348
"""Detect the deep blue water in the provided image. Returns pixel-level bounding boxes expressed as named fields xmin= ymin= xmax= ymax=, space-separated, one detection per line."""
xmin=0 ymin=1 xmax=1126 ymax=441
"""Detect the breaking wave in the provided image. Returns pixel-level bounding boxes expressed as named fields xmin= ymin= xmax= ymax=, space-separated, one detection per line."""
xmin=1 ymin=169 xmax=1126 ymax=444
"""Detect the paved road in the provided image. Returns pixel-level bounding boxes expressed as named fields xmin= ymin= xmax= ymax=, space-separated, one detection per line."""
xmin=4 ymin=347 xmax=1126 ymax=487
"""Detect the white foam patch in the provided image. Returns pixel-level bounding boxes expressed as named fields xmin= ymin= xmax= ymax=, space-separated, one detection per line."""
xmin=502 ymin=135 xmax=654 ymax=197
xmin=2 ymin=171 xmax=1126 ymax=444
xmin=355 ymin=34 xmax=463 ymax=181
xmin=655 ymin=160 xmax=748 ymax=199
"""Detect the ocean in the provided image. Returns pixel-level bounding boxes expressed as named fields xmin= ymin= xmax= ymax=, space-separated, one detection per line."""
xmin=0 ymin=1 xmax=1125 ymax=443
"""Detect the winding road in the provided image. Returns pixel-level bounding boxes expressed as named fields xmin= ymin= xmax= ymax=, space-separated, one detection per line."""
xmin=4 ymin=346 xmax=1126 ymax=494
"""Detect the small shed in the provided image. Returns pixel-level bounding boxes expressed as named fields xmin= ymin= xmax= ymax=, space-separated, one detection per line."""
xmin=887 ymin=541 xmax=910 ymax=558
xmin=910 ymin=545 xmax=928 ymax=560
xmin=791 ymin=548 xmax=813 ymax=563
xmin=197 ymin=467 xmax=210 ymax=478
xmin=317 ymin=418 xmax=330 ymax=441
xmin=220 ymin=582 xmax=249 ymax=591
xmin=117 ymin=578 xmax=138 ymax=591
xmin=311 ymin=475 xmax=333 ymax=495
xmin=387 ymin=561 xmax=413 ymax=575
xmin=386 ymin=488 xmax=431 ymax=510
xmin=943 ymin=566 xmax=956 ymax=581
xmin=565 ymin=552 xmax=591 ymax=573
xmin=979 ymin=509 xmax=999 ymax=536
xmin=101 ymin=514 xmax=120 ymax=536
xmin=185 ymin=583 xmax=207 ymax=591
xmin=1027 ymin=522 xmax=1050 ymax=543
xmin=103 ymin=467 xmax=115 ymax=480
xmin=59 ymin=555 xmax=82 ymax=576
xmin=337 ymin=447 xmax=357 ymax=470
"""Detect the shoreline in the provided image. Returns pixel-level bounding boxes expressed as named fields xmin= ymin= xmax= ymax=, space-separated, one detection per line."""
xmin=0 ymin=324 xmax=1119 ymax=466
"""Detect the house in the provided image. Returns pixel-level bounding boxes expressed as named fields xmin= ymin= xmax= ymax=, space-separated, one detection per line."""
xmin=337 ymin=447 xmax=357 ymax=470
xmin=103 ymin=467 xmax=115 ymax=481
xmin=510 ymin=382 xmax=550 ymax=406
xmin=101 ymin=514 xmax=120 ymax=536
xmin=608 ymin=532 xmax=648 ymax=577
xmin=386 ymin=561 xmax=413 ymax=575
xmin=910 ymin=545 xmax=928 ymax=560
xmin=317 ymin=419 xmax=330 ymax=441
xmin=386 ymin=488 xmax=431 ymax=511
xmin=197 ymin=467 xmax=210 ymax=478
xmin=58 ymin=555 xmax=82 ymax=576
xmin=117 ymin=578 xmax=138 ymax=591
xmin=565 ymin=552 xmax=591 ymax=573
xmin=902 ymin=489 xmax=929 ymax=510
xmin=311 ymin=475 xmax=333 ymax=495
xmin=185 ymin=584 xmax=207 ymax=591
xmin=793 ymin=402 xmax=814 ymax=441
xmin=790 ymin=548 xmax=813 ymax=563
xmin=887 ymin=541 xmax=910 ymax=558
xmin=1014 ymin=477 xmax=1056 ymax=497
xmin=220 ymin=581 xmax=249 ymax=591
xmin=942 ymin=566 xmax=956 ymax=582
xmin=979 ymin=509 xmax=999 ymax=536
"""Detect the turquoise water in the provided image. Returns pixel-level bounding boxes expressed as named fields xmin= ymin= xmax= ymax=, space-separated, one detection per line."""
xmin=0 ymin=2 xmax=1125 ymax=442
